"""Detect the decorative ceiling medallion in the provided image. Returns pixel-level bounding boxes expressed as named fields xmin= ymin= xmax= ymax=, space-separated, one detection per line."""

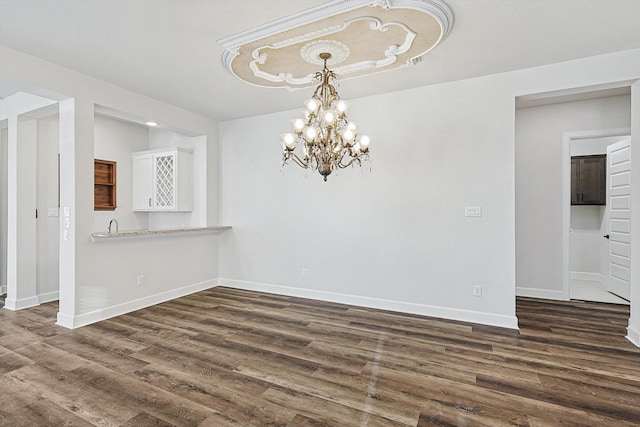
xmin=300 ymin=40 xmax=350 ymax=66
xmin=218 ymin=0 xmax=454 ymax=90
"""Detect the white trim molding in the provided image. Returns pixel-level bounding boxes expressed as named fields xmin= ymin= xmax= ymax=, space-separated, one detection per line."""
xmin=219 ymin=278 xmax=518 ymax=330
xmin=3 ymin=295 xmax=40 ymax=311
xmin=627 ymin=326 xmax=640 ymax=348
xmin=38 ymin=290 xmax=60 ymax=304
xmin=516 ymin=286 xmax=566 ymax=301
xmin=55 ymin=279 xmax=217 ymax=329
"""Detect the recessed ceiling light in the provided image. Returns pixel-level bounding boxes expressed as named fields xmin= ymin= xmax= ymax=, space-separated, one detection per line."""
xmin=145 ymin=121 xmax=158 ymax=127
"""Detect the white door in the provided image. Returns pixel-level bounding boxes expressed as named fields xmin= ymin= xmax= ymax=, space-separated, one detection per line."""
xmin=132 ymin=154 xmax=153 ymax=211
xmin=606 ymin=137 xmax=632 ymax=300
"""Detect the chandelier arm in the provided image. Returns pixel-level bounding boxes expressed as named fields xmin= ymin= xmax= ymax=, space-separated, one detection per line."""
xmin=287 ymin=152 xmax=310 ymax=169
xmin=337 ymin=154 xmax=366 ymax=169
xmin=312 ymin=86 xmax=323 ymax=101
xmin=336 ymin=147 xmax=355 ymax=167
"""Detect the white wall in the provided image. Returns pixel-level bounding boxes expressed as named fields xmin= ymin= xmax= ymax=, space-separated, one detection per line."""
xmin=1 ymin=46 xmax=221 ymax=327
xmin=570 ymin=205 xmax=605 ymax=276
xmin=515 ymin=95 xmax=631 ymax=298
xmin=36 ymin=113 xmax=61 ymax=301
xmin=571 ymin=135 xmax=622 ymax=156
xmin=220 ymin=73 xmax=520 ymax=328
xmin=10 ymin=118 xmax=38 ymax=309
xmin=220 ymin=49 xmax=640 ymax=331
xmin=3 ymin=44 xmax=640 ymax=338
xmin=93 ymin=115 xmax=150 ymax=233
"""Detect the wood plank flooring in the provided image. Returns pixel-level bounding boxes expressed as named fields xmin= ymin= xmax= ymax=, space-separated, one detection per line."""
xmin=1 ymin=287 xmax=639 ymax=426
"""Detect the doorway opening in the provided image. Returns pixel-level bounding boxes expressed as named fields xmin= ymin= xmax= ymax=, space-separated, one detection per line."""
xmin=515 ymin=85 xmax=632 ymax=301
xmin=566 ymin=131 xmax=631 ymax=304
xmin=0 ymin=95 xmax=60 ymax=311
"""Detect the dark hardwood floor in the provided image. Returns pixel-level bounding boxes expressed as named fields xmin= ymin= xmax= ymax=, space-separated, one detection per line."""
xmin=1 ymin=287 xmax=639 ymax=426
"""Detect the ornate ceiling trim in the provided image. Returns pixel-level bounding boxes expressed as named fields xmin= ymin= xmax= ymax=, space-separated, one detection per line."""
xmin=218 ymin=0 xmax=454 ymax=90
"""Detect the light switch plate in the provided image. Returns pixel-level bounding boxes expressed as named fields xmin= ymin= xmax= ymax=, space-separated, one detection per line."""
xmin=465 ymin=206 xmax=482 ymax=217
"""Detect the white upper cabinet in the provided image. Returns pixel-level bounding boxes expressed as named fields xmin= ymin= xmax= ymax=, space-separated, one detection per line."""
xmin=132 ymin=148 xmax=192 ymax=211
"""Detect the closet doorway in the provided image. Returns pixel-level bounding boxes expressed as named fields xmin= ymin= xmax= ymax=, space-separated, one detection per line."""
xmin=566 ymin=131 xmax=631 ymax=305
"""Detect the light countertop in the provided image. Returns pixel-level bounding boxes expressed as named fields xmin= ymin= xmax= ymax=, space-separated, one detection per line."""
xmin=91 ymin=225 xmax=231 ymax=242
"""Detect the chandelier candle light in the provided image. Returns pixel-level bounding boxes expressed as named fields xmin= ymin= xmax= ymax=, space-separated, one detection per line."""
xmin=280 ymin=52 xmax=371 ymax=182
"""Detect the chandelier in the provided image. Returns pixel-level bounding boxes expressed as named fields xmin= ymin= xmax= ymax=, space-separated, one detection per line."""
xmin=280 ymin=52 xmax=371 ymax=182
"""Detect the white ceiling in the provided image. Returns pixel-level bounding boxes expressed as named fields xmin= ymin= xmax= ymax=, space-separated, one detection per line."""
xmin=1 ymin=0 xmax=640 ymax=122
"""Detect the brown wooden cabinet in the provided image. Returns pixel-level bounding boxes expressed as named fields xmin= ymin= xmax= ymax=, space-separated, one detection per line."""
xmin=94 ymin=159 xmax=117 ymax=210
xmin=571 ymin=154 xmax=605 ymax=205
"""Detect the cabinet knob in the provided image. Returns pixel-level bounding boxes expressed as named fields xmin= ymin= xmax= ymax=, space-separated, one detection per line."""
xmin=603 ymin=234 xmax=610 ymax=239
xmin=149 ymin=198 xmax=152 ymax=207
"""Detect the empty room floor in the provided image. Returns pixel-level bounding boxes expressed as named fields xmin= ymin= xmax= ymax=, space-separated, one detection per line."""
xmin=570 ymin=279 xmax=629 ymax=304
xmin=0 ymin=288 xmax=639 ymax=426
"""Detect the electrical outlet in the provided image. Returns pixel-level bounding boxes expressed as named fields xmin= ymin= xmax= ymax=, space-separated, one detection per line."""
xmin=137 ymin=275 xmax=144 ymax=286
xmin=301 ymin=268 xmax=308 ymax=278
xmin=465 ymin=206 xmax=482 ymax=217
xmin=473 ymin=285 xmax=482 ymax=297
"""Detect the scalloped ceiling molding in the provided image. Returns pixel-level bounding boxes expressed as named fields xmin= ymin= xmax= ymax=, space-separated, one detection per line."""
xmin=218 ymin=0 xmax=453 ymax=89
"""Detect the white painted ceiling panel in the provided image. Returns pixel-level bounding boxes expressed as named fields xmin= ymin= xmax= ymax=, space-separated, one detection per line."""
xmin=1 ymin=0 xmax=640 ymax=121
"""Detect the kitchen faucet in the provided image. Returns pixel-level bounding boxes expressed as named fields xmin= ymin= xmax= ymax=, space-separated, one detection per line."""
xmin=108 ymin=218 xmax=119 ymax=234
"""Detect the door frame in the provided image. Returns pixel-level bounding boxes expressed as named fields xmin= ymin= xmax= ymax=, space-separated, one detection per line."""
xmin=562 ymin=127 xmax=631 ymax=301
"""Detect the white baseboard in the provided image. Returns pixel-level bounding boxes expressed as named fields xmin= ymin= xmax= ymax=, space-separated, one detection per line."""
xmin=516 ymin=286 xmax=566 ymax=300
xmin=0 ymin=284 xmax=6 ymax=294
xmin=38 ymin=290 xmax=59 ymax=304
xmin=56 ymin=312 xmax=75 ymax=328
xmin=3 ymin=295 xmax=40 ymax=311
xmin=56 ymin=279 xmax=217 ymax=329
xmin=570 ymin=271 xmax=602 ymax=282
xmin=627 ymin=326 xmax=640 ymax=348
xmin=219 ymin=278 xmax=519 ymax=330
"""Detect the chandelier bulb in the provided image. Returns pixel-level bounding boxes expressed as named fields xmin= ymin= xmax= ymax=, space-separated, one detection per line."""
xmin=304 ymin=99 xmax=319 ymax=113
xmin=280 ymin=133 xmax=296 ymax=151
xmin=304 ymin=126 xmax=318 ymax=141
xmin=291 ymin=118 xmax=305 ymax=132
xmin=341 ymin=128 xmax=355 ymax=144
xmin=358 ymin=135 xmax=371 ymax=152
xmin=323 ymin=110 xmax=336 ymax=124
xmin=335 ymin=100 xmax=350 ymax=115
